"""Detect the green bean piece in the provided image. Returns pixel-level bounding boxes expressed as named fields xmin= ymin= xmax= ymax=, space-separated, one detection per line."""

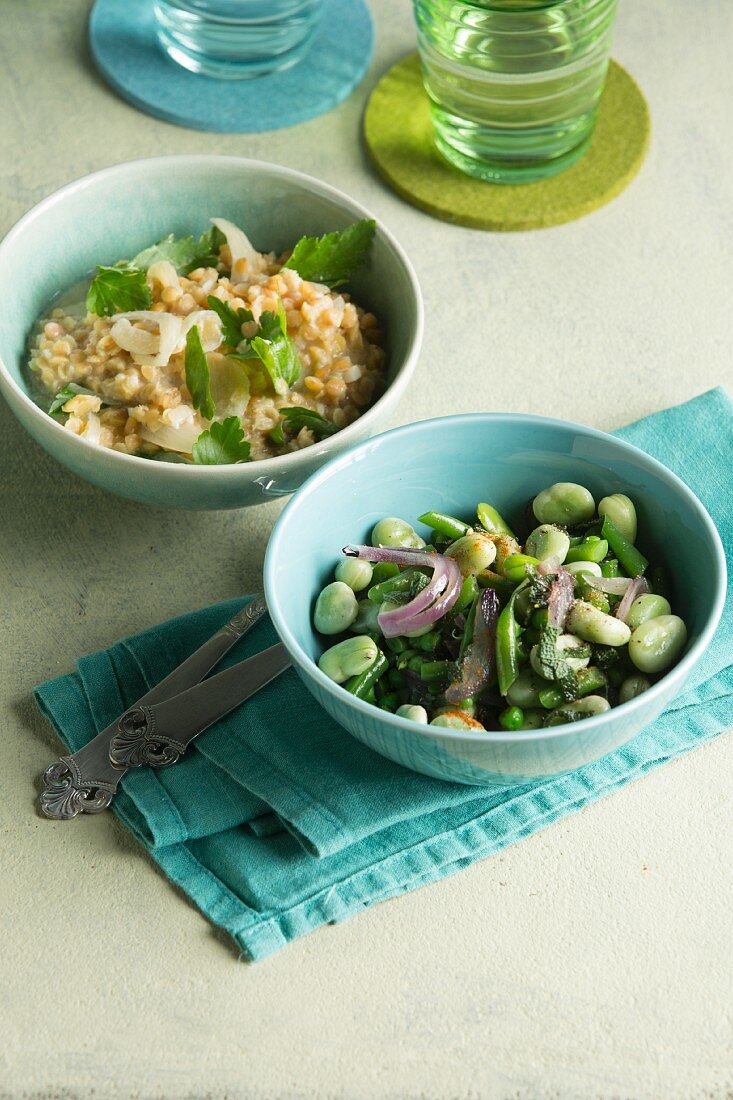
xmin=454 ymin=574 xmax=479 ymax=613
xmin=477 ymin=502 xmax=516 ymax=538
xmin=364 ymin=687 xmax=377 ymax=705
xmin=344 ymin=651 xmax=389 ymax=698
xmin=564 ymin=539 xmax=609 ymax=564
xmin=370 ymin=562 xmax=400 ymax=586
xmin=531 ymin=608 xmax=549 ymax=629
xmin=567 ymin=535 xmax=584 ymax=547
xmin=532 ymin=483 xmax=595 ymax=526
xmin=314 ymin=581 xmax=359 ymax=635
xmin=598 ymin=494 xmax=637 ymax=543
xmin=499 ymin=706 xmax=525 ymax=731
xmin=496 ymin=587 xmax=522 ymax=696
xmin=576 ymin=577 xmax=610 ymax=613
xmin=420 ymin=660 xmax=453 ymax=683
xmin=335 ymin=557 xmax=373 ymax=592
xmin=417 ymin=510 xmax=470 ymax=541
xmin=503 ymin=554 xmax=541 ymax=584
xmin=601 ymin=515 xmax=648 ymax=577
xmin=538 ymin=666 xmax=607 ymax=709
xmin=367 ymin=568 xmax=427 ymax=604
xmin=600 ymin=558 xmax=621 ymax=578
xmin=649 ymin=566 xmax=672 ymax=600
xmin=476 ymin=571 xmax=516 ymax=601
xmin=371 ymin=517 xmax=425 ymax=550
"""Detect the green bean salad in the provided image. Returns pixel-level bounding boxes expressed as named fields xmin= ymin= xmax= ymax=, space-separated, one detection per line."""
xmin=312 ymin=484 xmax=688 ymax=731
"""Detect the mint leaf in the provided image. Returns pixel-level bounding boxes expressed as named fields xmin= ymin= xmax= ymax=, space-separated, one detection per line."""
xmin=192 ymin=417 xmax=251 ymax=465
xmin=132 ymin=226 xmax=226 ymax=275
xmin=284 ymin=219 xmax=376 ymax=287
xmin=86 ymin=266 xmax=152 ymax=317
xmin=184 ymin=324 xmax=215 ymax=421
xmin=206 ymin=295 xmax=254 ymax=348
xmin=271 ymin=406 xmax=338 ymax=445
xmin=248 ymin=306 xmax=300 ymax=396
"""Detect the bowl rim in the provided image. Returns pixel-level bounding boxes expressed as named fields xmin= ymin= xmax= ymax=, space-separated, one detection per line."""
xmin=0 ymin=154 xmax=423 ymax=479
xmin=264 ymin=410 xmax=727 ymax=742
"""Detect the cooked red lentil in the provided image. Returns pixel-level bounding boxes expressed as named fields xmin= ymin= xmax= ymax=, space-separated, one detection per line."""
xmin=27 ymin=219 xmax=386 ymax=462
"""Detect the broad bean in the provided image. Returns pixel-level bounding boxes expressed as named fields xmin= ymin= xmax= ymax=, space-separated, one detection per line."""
xmin=396 ymin=704 xmax=429 ymax=723
xmin=506 ymin=668 xmax=550 ymax=708
xmin=530 ymin=632 xmax=590 ymax=677
xmin=371 ymin=517 xmax=425 ymax=550
xmin=618 ymin=674 xmax=651 ymax=703
xmin=335 ymin=557 xmax=373 ymax=592
xmin=598 ymin=494 xmax=637 ymax=543
xmin=319 ymin=636 xmax=378 ymax=683
xmin=566 ymin=600 xmax=632 ymax=646
xmin=544 ymin=695 xmax=611 ymax=725
xmin=533 ymin=482 xmax=595 ymax=526
xmin=628 ymin=615 xmax=687 ymax=673
xmin=525 ymin=524 xmax=570 ymax=563
xmin=625 ymin=593 xmax=671 ymax=629
xmin=430 ymin=711 xmax=486 ymax=731
xmin=314 ymin=581 xmax=358 ymax=634
xmin=445 ymin=532 xmax=497 ymax=576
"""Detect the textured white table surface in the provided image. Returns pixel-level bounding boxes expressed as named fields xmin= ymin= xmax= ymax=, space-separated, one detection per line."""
xmin=1 ymin=2 xmax=731 ymax=1097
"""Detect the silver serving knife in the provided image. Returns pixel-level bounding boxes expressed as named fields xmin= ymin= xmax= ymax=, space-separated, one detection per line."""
xmin=39 ymin=596 xmax=288 ymax=820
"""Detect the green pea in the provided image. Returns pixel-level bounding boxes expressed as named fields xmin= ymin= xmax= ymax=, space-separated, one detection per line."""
xmin=314 ymin=581 xmax=358 ymax=635
xmin=532 ymin=482 xmax=595 ymax=526
xmin=524 ymin=524 xmax=570 ymax=564
xmin=566 ymin=601 xmax=631 ymax=647
xmin=430 ymin=712 xmax=485 ymax=731
xmin=380 ymin=692 xmax=402 ymax=712
xmin=499 ymin=706 xmax=525 ymax=730
xmin=503 ymin=553 xmax=541 ymax=583
xmin=505 ymin=668 xmax=550 ymax=708
xmin=335 ymin=557 xmax=373 ymax=592
xmin=396 ymin=704 xmax=429 ymax=723
xmin=445 ymin=532 xmax=497 ymax=576
xmin=351 ymin=599 xmax=381 ymax=635
xmin=564 ymin=560 xmax=602 ymax=577
xmin=417 ymin=630 xmax=442 ymax=652
xmin=618 ymin=674 xmax=652 ymax=704
xmin=319 ymin=636 xmax=379 ymax=683
xmin=598 ymin=494 xmax=637 ymax=543
xmin=544 ymin=696 xmax=611 ymax=725
xmin=629 ymin=615 xmax=687 ymax=673
xmin=476 ymin=502 xmax=516 ymax=538
xmin=530 ymin=632 xmax=590 ymax=677
xmin=564 ymin=538 xmax=609 ymax=564
xmin=371 ymin=517 xmax=425 ymax=550
xmin=625 ymin=594 xmax=671 ymax=630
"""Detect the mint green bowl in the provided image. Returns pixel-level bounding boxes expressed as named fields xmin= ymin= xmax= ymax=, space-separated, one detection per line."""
xmin=264 ymin=413 xmax=726 ymax=786
xmin=0 ymin=156 xmax=422 ymax=509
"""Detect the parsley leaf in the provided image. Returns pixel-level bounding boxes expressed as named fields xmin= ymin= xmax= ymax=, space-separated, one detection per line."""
xmin=192 ymin=417 xmax=251 ymax=465
xmin=206 ymin=295 xmax=254 ymax=348
xmin=48 ymin=383 xmax=108 ymax=417
xmin=270 ymin=406 xmax=338 ymax=446
xmin=248 ymin=307 xmax=300 ymax=396
xmin=184 ymin=324 xmax=215 ymax=421
xmin=86 ymin=265 xmax=152 ymax=317
xmin=284 ymin=219 xmax=376 ymax=287
xmin=132 ymin=226 xmax=226 ymax=275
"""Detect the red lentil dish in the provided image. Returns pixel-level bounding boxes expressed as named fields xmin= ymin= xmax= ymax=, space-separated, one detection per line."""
xmin=27 ymin=218 xmax=385 ymax=464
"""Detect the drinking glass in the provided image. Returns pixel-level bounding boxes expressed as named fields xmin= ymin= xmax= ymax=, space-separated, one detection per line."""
xmin=412 ymin=0 xmax=619 ymax=183
xmin=154 ymin=0 xmax=325 ymax=80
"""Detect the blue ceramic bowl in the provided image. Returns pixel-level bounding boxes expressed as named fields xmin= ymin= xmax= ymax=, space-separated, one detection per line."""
xmin=0 ymin=156 xmax=422 ymax=509
xmin=264 ymin=413 xmax=726 ymax=786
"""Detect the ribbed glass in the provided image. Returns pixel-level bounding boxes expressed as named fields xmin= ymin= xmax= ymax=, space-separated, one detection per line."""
xmin=413 ymin=0 xmax=619 ymax=182
xmin=154 ymin=0 xmax=324 ymax=80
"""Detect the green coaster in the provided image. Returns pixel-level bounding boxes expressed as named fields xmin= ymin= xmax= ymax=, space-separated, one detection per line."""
xmin=364 ymin=54 xmax=650 ymax=231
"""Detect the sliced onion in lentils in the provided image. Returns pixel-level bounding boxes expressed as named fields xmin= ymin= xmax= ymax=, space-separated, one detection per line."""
xmin=342 ymin=545 xmax=462 ymax=637
xmin=615 ymin=575 xmax=650 ymax=622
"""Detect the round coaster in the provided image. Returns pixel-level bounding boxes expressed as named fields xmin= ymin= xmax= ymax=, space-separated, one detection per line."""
xmin=364 ymin=54 xmax=650 ymax=231
xmin=89 ymin=0 xmax=374 ymax=134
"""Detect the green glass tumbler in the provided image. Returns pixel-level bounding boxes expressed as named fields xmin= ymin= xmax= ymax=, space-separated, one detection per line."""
xmin=412 ymin=0 xmax=619 ymax=183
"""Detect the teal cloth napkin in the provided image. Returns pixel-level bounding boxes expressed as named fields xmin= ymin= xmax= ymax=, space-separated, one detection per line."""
xmin=35 ymin=388 xmax=732 ymax=961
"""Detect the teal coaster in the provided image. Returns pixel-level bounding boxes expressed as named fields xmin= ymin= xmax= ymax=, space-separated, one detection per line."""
xmin=89 ymin=0 xmax=374 ymax=134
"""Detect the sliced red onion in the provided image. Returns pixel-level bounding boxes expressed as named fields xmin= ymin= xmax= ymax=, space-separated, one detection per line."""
xmin=547 ymin=569 xmax=575 ymax=631
xmin=581 ymin=573 xmax=634 ymax=595
xmin=615 ymin=575 xmax=649 ymax=622
xmin=445 ymin=589 xmax=499 ymax=704
xmin=343 ymin=544 xmax=462 ymax=637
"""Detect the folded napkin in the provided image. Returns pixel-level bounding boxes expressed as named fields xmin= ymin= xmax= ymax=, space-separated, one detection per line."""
xmin=36 ymin=388 xmax=732 ymax=961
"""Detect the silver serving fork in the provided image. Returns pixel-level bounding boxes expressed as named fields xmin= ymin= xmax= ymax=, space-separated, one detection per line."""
xmin=39 ymin=596 xmax=291 ymax=820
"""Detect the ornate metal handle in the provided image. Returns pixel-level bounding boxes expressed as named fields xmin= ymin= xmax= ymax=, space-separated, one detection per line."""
xmin=38 ymin=597 xmax=268 ymax=820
